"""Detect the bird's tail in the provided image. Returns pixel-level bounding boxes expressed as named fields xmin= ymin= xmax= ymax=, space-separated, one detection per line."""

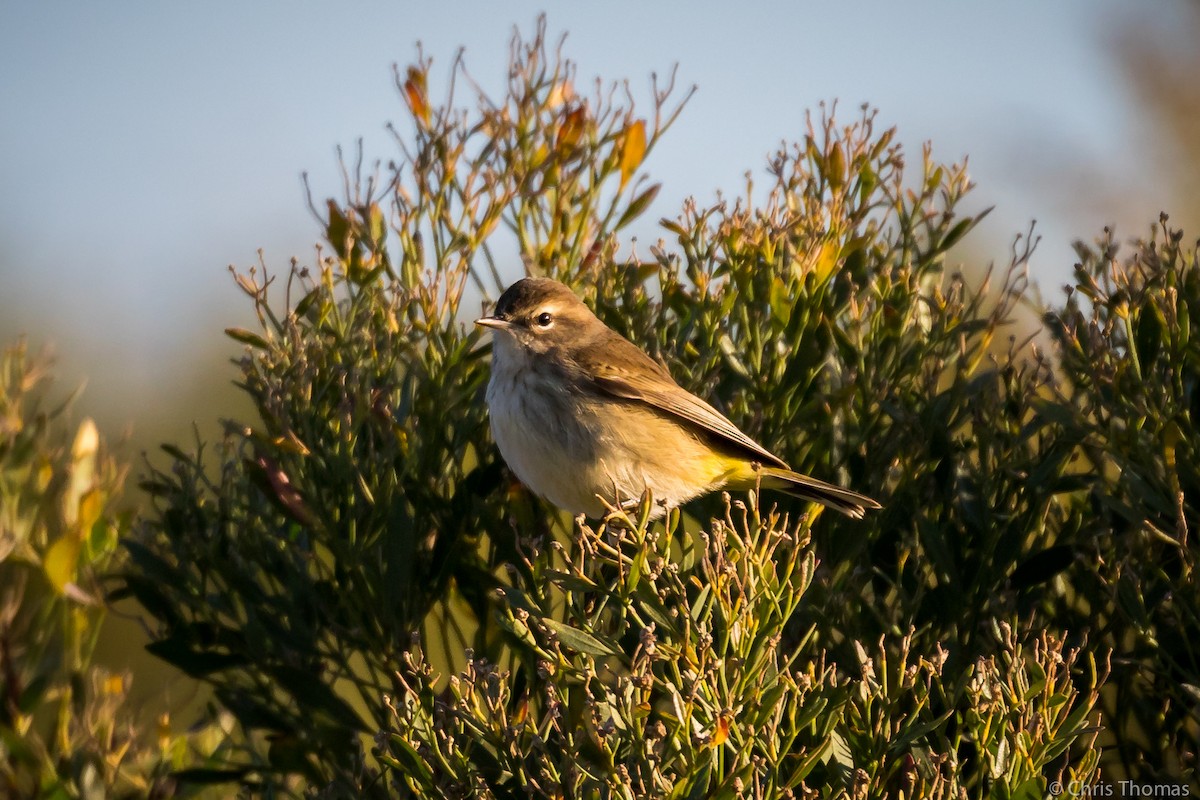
xmin=757 ymin=467 xmax=881 ymax=519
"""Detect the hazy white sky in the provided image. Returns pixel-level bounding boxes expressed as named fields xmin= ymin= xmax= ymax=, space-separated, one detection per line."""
xmin=0 ymin=1 xmax=1174 ymax=438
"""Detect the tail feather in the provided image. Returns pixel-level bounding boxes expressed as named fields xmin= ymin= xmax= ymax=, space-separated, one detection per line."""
xmin=759 ymin=467 xmax=881 ymax=519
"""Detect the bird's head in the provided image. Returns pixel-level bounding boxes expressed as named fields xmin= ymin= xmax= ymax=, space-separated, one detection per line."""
xmin=475 ymin=277 xmax=599 ymax=356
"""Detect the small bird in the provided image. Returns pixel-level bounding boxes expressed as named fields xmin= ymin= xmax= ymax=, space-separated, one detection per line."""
xmin=475 ymin=277 xmax=880 ymax=519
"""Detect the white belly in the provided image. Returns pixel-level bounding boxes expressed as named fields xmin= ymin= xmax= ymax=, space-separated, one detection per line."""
xmin=485 ymin=347 xmax=718 ymax=517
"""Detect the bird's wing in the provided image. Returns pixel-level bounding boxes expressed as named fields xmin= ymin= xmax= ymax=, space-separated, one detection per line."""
xmin=578 ymin=332 xmax=789 ymax=470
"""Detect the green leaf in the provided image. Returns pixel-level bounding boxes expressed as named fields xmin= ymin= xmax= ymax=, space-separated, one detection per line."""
xmin=145 ymin=637 xmax=250 ymax=679
xmin=381 ymin=735 xmax=435 ymax=786
xmin=326 ymin=199 xmax=351 ymax=259
xmin=822 ymin=730 xmax=855 ymax=790
xmin=1135 ymin=305 xmax=1163 ymax=368
xmin=717 ymin=333 xmax=752 ymax=379
xmin=172 ymin=768 xmax=252 ymax=785
xmin=16 ymin=672 xmax=52 ymax=715
xmin=616 ymin=183 xmax=661 ymax=230
xmin=1007 ymin=546 xmax=1074 ymax=589
xmin=267 ymin=664 xmax=368 ymax=731
xmin=543 ymin=569 xmax=601 ymax=593
xmin=659 ymin=217 xmax=687 ymax=237
xmin=214 ymin=687 xmax=291 ymax=732
xmin=942 ymin=208 xmax=992 ymax=251
xmin=690 ymin=583 xmax=712 ymax=621
xmin=159 ymin=443 xmax=191 ymax=463
xmin=769 ymin=277 xmax=792 ymax=328
xmin=293 ymin=288 xmax=321 ymax=318
xmin=542 ymin=618 xmax=622 ymax=657
xmin=628 ymin=551 xmax=643 ymax=590
xmin=784 ymin=737 xmax=832 ymax=787
xmin=114 ymin=574 xmax=181 ymax=628
xmin=225 ymin=327 xmax=270 ymax=349
xmin=827 ymin=141 xmax=845 ymax=190
xmin=634 ymin=583 xmax=680 ymax=634
xmin=1008 ymin=777 xmax=1045 ymax=800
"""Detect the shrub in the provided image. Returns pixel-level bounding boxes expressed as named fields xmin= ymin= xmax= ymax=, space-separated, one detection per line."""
xmin=381 ymin=498 xmax=1103 ymax=798
xmin=120 ymin=17 xmax=1199 ymax=797
xmin=1044 ymin=219 xmax=1199 ymax=780
xmin=0 ymin=342 xmax=228 ymax=798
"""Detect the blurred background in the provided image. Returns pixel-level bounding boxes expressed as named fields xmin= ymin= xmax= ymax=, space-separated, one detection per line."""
xmin=2 ymin=0 xmax=1197 ymax=468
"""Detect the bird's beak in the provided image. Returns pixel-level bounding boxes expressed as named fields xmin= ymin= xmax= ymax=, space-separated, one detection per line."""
xmin=474 ymin=315 xmax=513 ymax=331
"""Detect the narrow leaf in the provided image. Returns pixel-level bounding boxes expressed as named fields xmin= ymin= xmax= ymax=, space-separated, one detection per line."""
xmin=542 ymin=618 xmax=621 ymax=657
xmin=225 ymin=328 xmax=269 ymax=349
xmin=616 ymin=183 xmax=661 ymax=230
xmin=44 ymin=535 xmax=81 ymax=593
xmin=403 ymin=66 xmax=431 ymax=124
xmin=556 ymin=106 xmax=587 ymax=153
xmin=619 ymin=119 xmax=647 ymax=189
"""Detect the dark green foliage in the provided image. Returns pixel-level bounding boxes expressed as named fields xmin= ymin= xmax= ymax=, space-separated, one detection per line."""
xmin=115 ymin=18 xmax=1196 ymax=798
xmin=581 ymin=113 xmax=1062 ymax=671
xmin=1044 ymin=219 xmax=1200 ymax=779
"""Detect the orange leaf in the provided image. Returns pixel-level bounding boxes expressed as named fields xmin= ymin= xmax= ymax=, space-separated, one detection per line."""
xmin=257 ymin=456 xmax=314 ymax=526
xmin=556 ymin=107 xmax=586 ymax=153
xmin=403 ymin=66 xmax=430 ymax=125
xmin=619 ymin=119 xmax=647 ymax=189
xmin=711 ymin=714 xmax=731 ymax=747
xmin=512 ymin=696 xmax=529 ymax=725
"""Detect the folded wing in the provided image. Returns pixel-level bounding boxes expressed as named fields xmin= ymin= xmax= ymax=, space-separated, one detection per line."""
xmin=578 ymin=332 xmax=789 ymax=470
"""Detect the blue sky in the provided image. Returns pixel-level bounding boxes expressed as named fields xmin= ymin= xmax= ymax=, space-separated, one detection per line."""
xmin=0 ymin=1 xmax=1178 ymax=439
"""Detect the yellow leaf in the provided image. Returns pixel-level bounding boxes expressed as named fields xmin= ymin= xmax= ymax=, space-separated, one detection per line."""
xmin=814 ymin=241 xmax=840 ymax=284
xmin=44 ymin=534 xmax=81 ymax=593
xmin=76 ymin=488 xmax=104 ymax=535
xmin=66 ymin=419 xmax=99 ymax=524
xmin=157 ymin=712 xmax=172 ymax=751
xmin=272 ymin=431 xmax=311 ymax=457
xmin=72 ymin=417 xmax=99 ymax=460
xmin=36 ymin=458 xmax=54 ymax=492
xmin=619 ymin=119 xmax=647 ymax=189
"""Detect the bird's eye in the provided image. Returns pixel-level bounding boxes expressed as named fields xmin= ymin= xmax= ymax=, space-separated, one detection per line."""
xmin=535 ymin=312 xmax=553 ymax=327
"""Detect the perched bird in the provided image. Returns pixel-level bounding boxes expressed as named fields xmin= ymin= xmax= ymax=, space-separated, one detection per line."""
xmin=476 ymin=277 xmax=880 ymax=519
